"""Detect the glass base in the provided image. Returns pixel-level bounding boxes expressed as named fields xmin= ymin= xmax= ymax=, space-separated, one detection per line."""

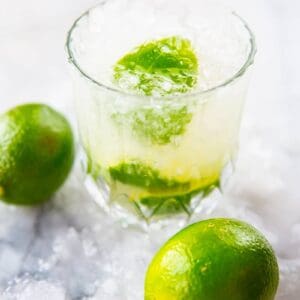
xmin=80 ymin=151 xmax=234 ymax=228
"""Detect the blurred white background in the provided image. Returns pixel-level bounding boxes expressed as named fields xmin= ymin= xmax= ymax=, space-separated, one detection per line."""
xmin=0 ymin=0 xmax=299 ymax=299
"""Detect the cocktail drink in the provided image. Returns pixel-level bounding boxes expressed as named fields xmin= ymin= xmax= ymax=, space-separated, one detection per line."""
xmin=66 ymin=0 xmax=255 ymax=225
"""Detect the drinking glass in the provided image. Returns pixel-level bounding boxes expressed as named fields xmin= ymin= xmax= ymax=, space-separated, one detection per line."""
xmin=66 ymin=0 xmax=256 ymax=226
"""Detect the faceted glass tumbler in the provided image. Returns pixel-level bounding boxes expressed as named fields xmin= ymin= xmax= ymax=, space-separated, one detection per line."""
xmin=66 ymin=0 xmax=256 ymax=226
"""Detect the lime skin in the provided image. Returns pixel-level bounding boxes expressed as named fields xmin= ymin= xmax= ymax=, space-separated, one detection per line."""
xmin=145 ymin=218 xmax=279 ymax=300
xmin=0 ymin=103 xmax=75 ymax=205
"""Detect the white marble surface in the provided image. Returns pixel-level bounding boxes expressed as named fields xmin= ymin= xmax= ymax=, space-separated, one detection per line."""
xmin=0 ymin=0 xmax=299 ymax=299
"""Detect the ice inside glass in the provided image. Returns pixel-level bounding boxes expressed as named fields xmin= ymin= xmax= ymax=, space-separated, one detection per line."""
xmin=66 ymin=0 xmax=256 ymax=225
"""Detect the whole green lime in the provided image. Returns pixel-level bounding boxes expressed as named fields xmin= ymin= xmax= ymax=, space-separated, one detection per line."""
xmin=0 ymin=103 xmax=74 ymax=205
xmin=145 ymin=218 xmax=279 ymax=300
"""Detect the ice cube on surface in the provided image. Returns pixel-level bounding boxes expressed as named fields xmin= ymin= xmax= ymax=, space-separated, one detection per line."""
xmin=2 ymin=277 xmax=67 ymax=300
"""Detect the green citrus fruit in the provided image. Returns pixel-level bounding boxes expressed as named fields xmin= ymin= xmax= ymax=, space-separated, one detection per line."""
xmin=113 ymin=36 xmax=198 ymax=96
xmin=145 ymin=218 xmax=279 ymax=300
xmin=0 ymin=103 xmax=74 ymax=205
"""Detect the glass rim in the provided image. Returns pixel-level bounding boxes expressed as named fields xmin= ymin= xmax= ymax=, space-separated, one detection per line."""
xmin=66 ymin=2 xmax=257 ymax=100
